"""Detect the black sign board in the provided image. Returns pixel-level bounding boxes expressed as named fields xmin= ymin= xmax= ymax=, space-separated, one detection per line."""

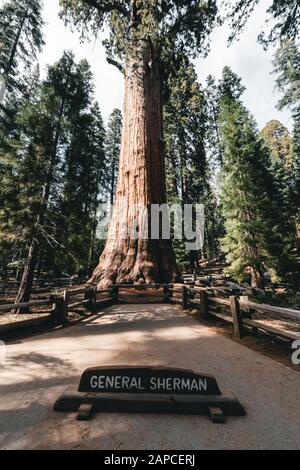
xmin=78 ymin=366 xmax=221 ymax=395
xmin=54 ymin=365 xmax=246 ymax=423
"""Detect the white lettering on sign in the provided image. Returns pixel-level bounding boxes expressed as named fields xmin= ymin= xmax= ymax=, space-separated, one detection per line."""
xmin=90 ymin=375 xmax=208 ymax=392
xmin=150 ymin=377 xmax=207 ymax=392
xmin=90 ymin=375 xmax=146 ymax=391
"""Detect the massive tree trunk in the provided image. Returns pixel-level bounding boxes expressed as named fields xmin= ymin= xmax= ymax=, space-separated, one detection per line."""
xmin=89 ymin=48 xmax=178 ymax=287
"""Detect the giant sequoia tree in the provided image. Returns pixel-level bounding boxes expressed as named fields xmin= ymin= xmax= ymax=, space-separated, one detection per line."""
xmin=60 ymin=0 xmax=219 ymax=286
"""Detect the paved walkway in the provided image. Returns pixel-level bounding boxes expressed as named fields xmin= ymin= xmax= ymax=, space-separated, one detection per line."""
xmin=0 ymin=303 xmax=299 ymax=450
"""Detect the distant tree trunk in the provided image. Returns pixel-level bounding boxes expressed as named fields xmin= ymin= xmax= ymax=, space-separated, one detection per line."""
xmin=87 ymin=205 xmax=98 ymax=274
xmin=251 ymin=266 xmax=264 ymax=289
xmin=14 ymin=239 xmax=38 ymax=312
xmin=0 ymin=245 xmax=10 ymax=280
xmin=89 ymin=48 xmax=178 ymax=287
xmin=36 ymin=242 xmax=44 ymax=278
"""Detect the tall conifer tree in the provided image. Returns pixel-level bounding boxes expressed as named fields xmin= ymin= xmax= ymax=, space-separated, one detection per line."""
xmin=219 ymin=68 xmax=294 ymax=287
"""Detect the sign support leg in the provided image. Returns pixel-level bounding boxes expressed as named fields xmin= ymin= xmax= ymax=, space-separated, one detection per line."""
xmin=209 ymin=407 xmax=225 ymax=424
xmin=77 ymin=403 xmax=94 ymax=421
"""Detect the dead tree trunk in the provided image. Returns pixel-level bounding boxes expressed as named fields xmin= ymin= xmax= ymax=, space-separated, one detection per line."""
xmin=251 ymin=266 xmax=264 ymax=289
xmin=14 ymin=238 xmax=38 ymax=312
xmin=89 ymin=48 xmax=178 ymax=287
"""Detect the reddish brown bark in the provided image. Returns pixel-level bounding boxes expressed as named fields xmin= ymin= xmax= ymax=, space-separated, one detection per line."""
xmin=89 ymin=48 xmax=178 ymax=287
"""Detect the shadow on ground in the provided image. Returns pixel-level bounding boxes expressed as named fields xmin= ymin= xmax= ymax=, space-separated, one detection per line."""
xmin=0 ymin=303 xmax=299 ymax=450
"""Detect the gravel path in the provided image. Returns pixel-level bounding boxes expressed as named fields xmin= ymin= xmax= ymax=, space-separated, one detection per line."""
xmin=0 ymin=303 xmax=299 ymax=450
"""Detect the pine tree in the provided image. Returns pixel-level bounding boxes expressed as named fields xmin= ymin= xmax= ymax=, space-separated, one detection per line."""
xmin=35 ymin=54 xmax=106 ymax=279
xmin=273 ymin=40 xmax=300 ymax=251
xmin=0 ymin=66 xmax=42 ymax=281
xmin=56 ymin=100 xmax=106 ymax=277
xmin=260 ymin=121 xmax=297 ymax=250
xmin=164 ymin=55 xmax=221 ymax=269
xmin=219 ymin=71 xmax=294 ymax=288
xmin=205 ymin=75 xmax=222 ymax=168
xmin=105 ymin=109 xmax=122 ymax=205
xmin=0 ymin=0 xmax=44 ymax=106
xmin=205 ymin=66 xmax=246 ymax=168
xmin=260 ymin=120 xmax=294 ymax=170
xmin=1 ymin=52 xmax=106 ymax=306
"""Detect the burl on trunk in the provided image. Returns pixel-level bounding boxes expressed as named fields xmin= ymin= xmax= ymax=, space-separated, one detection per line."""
xmin=89 ymin=48 xmax=178 ymax=287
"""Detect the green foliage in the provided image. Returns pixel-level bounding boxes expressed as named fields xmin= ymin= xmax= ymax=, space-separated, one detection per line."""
xmin=260 ymin=120 xmax=298 ymax=256
xmin=260 ymin=120 xmax=294 ymax=169
xmin=253 ymin=288 xmax=300 ymax=309
xmin=274 ymin=40 xmax=300 ymax=113
xmin=273 ymin=40 xmax=300 ymax=236
xmin=219 ymin=69 xmax=295 ymax=285
xmin=0 ymin=0 xmax=44 ymax=100
xmin=59 ymin=0 xmax=219 ymax=70
xmin=0 ymin=52 xmax=106 ymax=279
xmin=205 ymin=67 xmax=246 ymax=167
xmin=226 ymin=0 xmax=300 ymax=47
xmin=164 ymin=55 xmax=222 ymax=267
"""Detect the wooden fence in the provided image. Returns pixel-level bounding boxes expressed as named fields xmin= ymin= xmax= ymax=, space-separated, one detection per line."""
xmin=169 ymin=285 xmax=300 ymax=343
xmin=0 ymin=283 xmax=299 ymax=344
xmin=0 ymin=277 xmax=84 ymax=297
xmin=0 ymin=285 xmax=113 ymax=334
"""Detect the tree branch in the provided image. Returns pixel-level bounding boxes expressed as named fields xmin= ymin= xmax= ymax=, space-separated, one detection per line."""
xmin=106 ymin=56 xmax=124 ymax=73
xmin=81 ymin=0 xmax=129 ymax=17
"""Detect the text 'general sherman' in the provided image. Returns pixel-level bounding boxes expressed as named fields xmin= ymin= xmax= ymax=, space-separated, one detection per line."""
xmin=89 ymin=375 xmax=208 ymax=393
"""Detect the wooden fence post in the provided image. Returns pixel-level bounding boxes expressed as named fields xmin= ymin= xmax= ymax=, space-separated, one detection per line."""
xmin=112 ymin=286 xmax=119 ymax=303
xmin=50 ymin=295 xmax=64 ymax=326
xmin=61 ymin=290 xmax=70 ymax=325
xmin=93 ymin=286 xmax=98 ymax=306
xmin=84 ymin=287 xmax=96 ymax=311
xmin=230 ymin=295 xmax=244 ymax=339
xmin=200 ymin=290 xmax=209 ymax=319
xmin=182 ymin=285 xmax=188 ymax=310
xmin=163 ymin=286 xmax=170 ymax=303
xmin=240 ymin=295 xmax=251 ymax=318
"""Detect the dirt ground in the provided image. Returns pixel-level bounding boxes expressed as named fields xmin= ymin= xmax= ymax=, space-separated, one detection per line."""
xmin=188 ymin=310 xmax=299 ymax=371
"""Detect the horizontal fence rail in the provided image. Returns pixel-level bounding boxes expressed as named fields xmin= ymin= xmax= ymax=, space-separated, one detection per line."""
xmin=0 ymin=285 xmax=114 ymax=334
xmin=183 ymin=287 xmax=300 ymax=343
xmin=0 ymin=282 xmax=298 ymax=344
xmin=0 ymin=276 xmax=86 ymax=297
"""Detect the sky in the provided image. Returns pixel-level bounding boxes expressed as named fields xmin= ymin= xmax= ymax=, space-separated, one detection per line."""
xmin=39 ymin=0 xmax=292 ymax=130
